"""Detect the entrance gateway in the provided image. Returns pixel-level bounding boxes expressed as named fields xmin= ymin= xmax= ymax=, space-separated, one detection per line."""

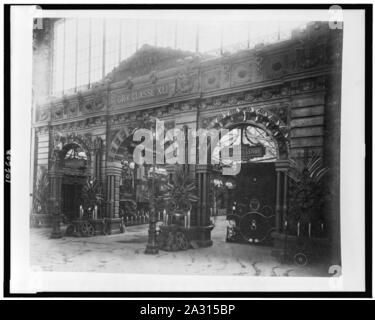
xmin=32 ymin=22 xmax=340 ymax=256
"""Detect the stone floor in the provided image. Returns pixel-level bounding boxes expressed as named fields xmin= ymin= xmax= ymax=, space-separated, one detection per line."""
xmin=30 ymin=216 xmax=329 ymax=277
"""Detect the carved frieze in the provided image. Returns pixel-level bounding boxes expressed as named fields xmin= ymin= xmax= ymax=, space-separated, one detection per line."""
xmin=202 ymin=69 xmax=221 ymax=91
xmin=175 ymin=69 xmax=199 ymax=95
xmin=37 ymin=25 xmax=337 ymax=129
xmin=37 ymin=108 xmax=50 ymax=122
xmin=62 ymin=95 xmax=79 ymax=117
xmin=52 ymin=131 xmax=93 ymax=151
xmin=62 ymin=96 xmax=70 ymax=115
xmin=230 ymin=62 xmax=258 ymax=86
xmin=110 ymin=82 xmax=171 ymax=108
xmin=295 ymin=44 xmax=326 ymax=69
xmin=81 ymin=88 xmax=107 ymax=113
xmin=262 ymin=53 xmax=289 ymax=80
xmin=200 ymin=77 xmax=323 ymax=117
xmin=53 ymin=106 xmax=64 ymax=120
xmin=50 ymin=115 xmax=106 ymax=133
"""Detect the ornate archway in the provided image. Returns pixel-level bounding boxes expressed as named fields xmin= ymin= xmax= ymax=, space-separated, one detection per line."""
xmin=204 ymin=106 xmax=291 ymax=240
xmin=207 ymin=106 xmax=290 ymax=160
xmin=107 ymin=126 xmax=136 ymax=162
xmin=48 ymin=132 xmax=103 ymax=238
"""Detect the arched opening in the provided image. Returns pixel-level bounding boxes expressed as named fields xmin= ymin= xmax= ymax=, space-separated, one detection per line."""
xmin=210 ymin=120 xmax=284 ymax=245
xmin=115 ymin=133 xmax=169 ymax=225
xmin=59 ymin=143 xmax=90 ymax=221
xmin=63 ymin=144 xmax=88 ymax=169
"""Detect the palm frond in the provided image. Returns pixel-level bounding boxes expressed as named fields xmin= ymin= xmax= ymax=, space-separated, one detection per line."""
xmin=33 ymin=167 xmax=49 ymax=213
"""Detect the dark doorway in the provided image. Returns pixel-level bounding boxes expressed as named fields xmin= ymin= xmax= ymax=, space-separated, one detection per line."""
xmin=61 ymin=183 xmax=83 ymax=221
xmin=230 ymin=163 xmax=276 ymax=215
xmin=223 ymin=162 xmax=277 ymax=244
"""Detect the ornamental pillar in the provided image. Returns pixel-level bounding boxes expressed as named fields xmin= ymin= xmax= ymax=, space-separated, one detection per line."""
xmin=49 ymin=169 xmax=63 ymax=238
xmin=105 ymin=162 xmax=122 ymax=219
xmin=196 ymin=165 xmax=211 ymax=227
xmin=275 ymin=160 xmax=290 ymax=233
xmin=194 ymin=164 xmax=214 ymax=247
xmin=93 ymin=137 xmax=103 ymax=183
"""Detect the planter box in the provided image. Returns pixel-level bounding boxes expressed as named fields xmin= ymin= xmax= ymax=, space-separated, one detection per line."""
xmin=91 ymin=219 xmax=107 ymax=235
xmin=105 ymin=218 xmax=125 ymax=235
xmin=270 ymin=231 xmax=330 ymax=265
xmin=158 ymin=224 xmax=214 ymax=251
xmin=66 ymin=218 xmax=124 ymax=236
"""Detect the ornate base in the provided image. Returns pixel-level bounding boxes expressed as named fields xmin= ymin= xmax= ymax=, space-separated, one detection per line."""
xmin=50 ymin=215 xmax=63 ymax=239
xmin=189 ymin=224 xmax=214 ymax=248
xmin=105 ymin=217 xmax=125 ymax=235
xmin=158 ymin=224 xmax=214 ymax=251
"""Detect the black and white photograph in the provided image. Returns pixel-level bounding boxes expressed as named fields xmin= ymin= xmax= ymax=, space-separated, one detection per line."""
xmin=3 ymin=3 xmax=370 ymax=298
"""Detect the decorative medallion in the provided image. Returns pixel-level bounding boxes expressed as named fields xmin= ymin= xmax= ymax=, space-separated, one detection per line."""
xmin=38 ymin=109 xmax=49 ymax=121
xmin=175 ymin=70 xmax=197 ymax=95
xmin=53 ymin=107 xmax=63 ymax=120
xmin=202 ymin=69 xmax=221 ymax=91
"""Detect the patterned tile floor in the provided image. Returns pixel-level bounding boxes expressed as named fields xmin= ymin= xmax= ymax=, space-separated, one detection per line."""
xmin=30 ymin=216 xmax=329 ymax=277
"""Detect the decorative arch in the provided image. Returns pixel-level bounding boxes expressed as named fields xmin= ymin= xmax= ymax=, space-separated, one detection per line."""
xmin=51 ymin=132 xmax=93 ymax=168
xmin=207 ymin=106 xmax=290 ymax=159
xmin=107 ymin=126 xmax=134 ymax=162
xmin=59 ymin=142 xmax=90 ymax=165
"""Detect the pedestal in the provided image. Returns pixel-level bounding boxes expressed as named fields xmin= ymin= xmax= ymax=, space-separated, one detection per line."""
xmin=105 ymin=217 xmax=125 ymax=234
xmin=194 ymin=165 xmax=214 ymax=247
xmin=50 ymin=215 xmax=63 ymax=239
xmin=48 ymin=170 xmax=63 ymax=239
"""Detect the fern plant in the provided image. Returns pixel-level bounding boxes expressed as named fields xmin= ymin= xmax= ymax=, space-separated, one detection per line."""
xmin=287 ymin=152 xmax=330 ymax=234
xmin=81 ymin=179 xmax=103 ymax=211
xmin=162 ymin=166 xmax=198 ymax=213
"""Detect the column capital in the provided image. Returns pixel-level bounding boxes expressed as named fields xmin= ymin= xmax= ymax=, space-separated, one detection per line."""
xmin=48 ymin=170 xmax=63 ymax=178
xmin=275 ymin=159 xmax=290 ymax=171
xmin=106 ymin=161 xmax=122 ymax=175
xmin=196 ymin=164 xmax=213 ymax=173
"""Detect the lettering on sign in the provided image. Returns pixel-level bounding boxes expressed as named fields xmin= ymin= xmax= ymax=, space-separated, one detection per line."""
xmin=242 ymin=145 xmax=265 ymax=159
xmin=110 ymin=83 xmax=170 ymax=106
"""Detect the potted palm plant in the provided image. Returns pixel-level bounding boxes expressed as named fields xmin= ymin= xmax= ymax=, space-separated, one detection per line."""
xmin=274 ymin=152 xmax=330 ymax=266
xmin=66 ymin=179 xmax=106 ymax=237
xmin=157 ymin=166 xmax=199 ymax=251
xmin=31 ymin=167 xmax=51 ymax=227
